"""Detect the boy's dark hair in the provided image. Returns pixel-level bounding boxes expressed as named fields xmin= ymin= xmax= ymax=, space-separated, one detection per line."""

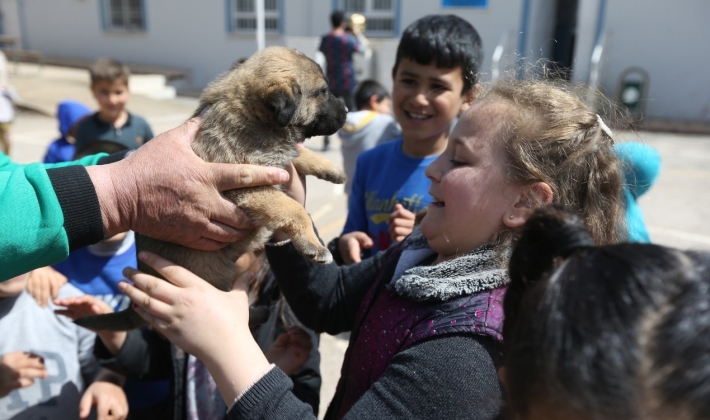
xmin=330 ymin=10 xmax=345 ymax=28
xmin=89 ymin=58 xmax=131 ymax=86
xmin=504 ymin=205 xmax=710 ymax=419
xmin=392 ymin=15 xmax=483 ymax=93
xmin=73 ymin=140 xmax=129 ymax=160
xmin=355 ymin=80 xmax=389 ymax=111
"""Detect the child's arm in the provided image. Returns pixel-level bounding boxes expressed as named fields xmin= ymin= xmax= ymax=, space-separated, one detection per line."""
xmin=79 ymin=368 xmax=128 ymax=420
xmin=55 ymin=295 xmax=127 ymax=355
xmin=266 ymin=239 xmax=391 ymax=335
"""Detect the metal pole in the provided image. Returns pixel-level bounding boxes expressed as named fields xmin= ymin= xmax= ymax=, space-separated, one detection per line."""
xmin=256 ymin=0 xmax=265 ymax=51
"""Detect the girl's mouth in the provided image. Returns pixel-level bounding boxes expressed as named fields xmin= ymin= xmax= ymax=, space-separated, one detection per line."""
xmin=430 ymin=201 xmax=445 ymax=207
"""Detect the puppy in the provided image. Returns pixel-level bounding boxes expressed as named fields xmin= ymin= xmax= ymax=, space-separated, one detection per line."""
xmin=75 ymin=46 xmax=347 ymax=331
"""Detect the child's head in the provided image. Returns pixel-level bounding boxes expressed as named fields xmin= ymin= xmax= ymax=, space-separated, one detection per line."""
xmin=391 ymin=15 xmax=483 ymax=147
xmin=330 ymin=10 xmax=345 ymax=29
xmin=392 ymin=15 xmax=483 ymax=93
xmin=420 ymin=79 xmax=624 ymax=262
xmin=89 ymin=58 xmax=131 ymax=120
xmin=354 ymin=79 xmax=391 ymax=114
xmin=57 ymin=100 xmax=92 ymax=142
xmin=503 ymin=206 xmax=710 ymax=420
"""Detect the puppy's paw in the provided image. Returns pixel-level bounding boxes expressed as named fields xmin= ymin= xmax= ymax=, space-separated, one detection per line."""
xmin=294 ymin=239 xmax=333 ymax=264
xmin=321 ymin=169 xmax=346 ymax=185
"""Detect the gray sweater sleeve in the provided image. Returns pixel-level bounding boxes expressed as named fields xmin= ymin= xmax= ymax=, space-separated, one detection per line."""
xmin=227 ymin=335 xmax=502 ymax=420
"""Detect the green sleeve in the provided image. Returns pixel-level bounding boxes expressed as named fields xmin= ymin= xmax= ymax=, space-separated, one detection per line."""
xmin=0 ymin=153 xmax=108 ymax=281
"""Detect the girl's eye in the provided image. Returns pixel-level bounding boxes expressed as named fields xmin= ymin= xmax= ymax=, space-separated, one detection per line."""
xmin=449 ymin=159 xmax=466 ymax=167
xmin=400 ymin=78 xmax=415 ymax=86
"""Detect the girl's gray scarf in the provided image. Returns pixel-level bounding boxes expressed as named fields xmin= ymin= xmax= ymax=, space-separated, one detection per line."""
xmin=390 ymin=226 xmax=510 ymax=302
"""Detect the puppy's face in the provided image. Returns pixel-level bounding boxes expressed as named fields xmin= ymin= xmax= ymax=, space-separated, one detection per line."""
xmin=244 ymin=47 xmax=347 ymax=139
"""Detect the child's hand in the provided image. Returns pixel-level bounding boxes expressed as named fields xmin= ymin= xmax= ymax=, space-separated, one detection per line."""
xmin=79 ymin=380 xmax=128 ymax=420
xmin=387 ymin=204 xmax=415 ymax=244
xmin=119 ymin=251 xmax=278 ymax=405
xmin=118 ymin=252 xmax=252 ymax=362
xmin=265 ymin=327 xmax=314 ymax=376
xmin=338 ymin=231 xmax=373 ymax=265
xmin=0 ymin=352 xmax=48 ymax=397
xmin=26 ymin=266 xmax=67 ymax=307
xmin=55 ymin=295 xmax=127 ymax=355
xmin=54 ymin=295 xmax=114 ymax=320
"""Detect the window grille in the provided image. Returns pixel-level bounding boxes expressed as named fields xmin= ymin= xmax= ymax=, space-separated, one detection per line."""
xmin=230 ymin=0 xmax=280 ymax=33
xmin=103 ymin=0 xmax=145 ymax=31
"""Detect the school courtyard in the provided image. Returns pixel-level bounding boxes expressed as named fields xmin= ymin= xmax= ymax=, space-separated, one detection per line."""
xmin=8 ymin=63 xmax=710 ymax=418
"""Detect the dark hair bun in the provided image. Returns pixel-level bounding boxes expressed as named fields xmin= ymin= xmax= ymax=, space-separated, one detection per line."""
xmin=509 ymin=205 xmax=593 ymax=289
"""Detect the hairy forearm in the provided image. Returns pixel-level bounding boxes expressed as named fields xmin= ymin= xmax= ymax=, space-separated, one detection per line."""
xmin=86 ymin=162 xmax=134 ymax=239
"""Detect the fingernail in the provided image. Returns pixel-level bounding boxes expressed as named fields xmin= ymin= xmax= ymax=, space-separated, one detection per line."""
xmin=277 ymin=170 xmax=289 ymax=183
xmin=118 ymin=281 xmax=127 ymax=291
xmin=138 ymin=251 xmax=149 ymax=261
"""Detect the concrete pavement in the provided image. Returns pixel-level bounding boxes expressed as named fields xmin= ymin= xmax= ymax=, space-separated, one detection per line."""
xmin=7 ymin=62 xmax=710 ymax=418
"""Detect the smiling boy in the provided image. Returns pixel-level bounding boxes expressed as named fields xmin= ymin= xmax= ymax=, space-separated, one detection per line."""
xmin=74 ymin=58 xmax=154 ymax=151
xmin=335 ymin=15 xmax=483 ymax=264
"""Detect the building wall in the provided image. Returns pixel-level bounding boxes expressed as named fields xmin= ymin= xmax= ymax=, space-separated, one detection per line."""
xmin=598 ymin=0 xmax=710 ymax=121
xmin=2 ymin=0 xmax=707 ymax=122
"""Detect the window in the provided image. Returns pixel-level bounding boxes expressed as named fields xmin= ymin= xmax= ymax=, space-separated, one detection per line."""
xmin=442 ymin=0 xmax=488 ymax=7
xmin=101 ymin=0 xmax=146 ymax=31
xmin=340 ymin=0 xmax=398 ymax=37
xmin=228 ymin=0 xmax=281 ymax=34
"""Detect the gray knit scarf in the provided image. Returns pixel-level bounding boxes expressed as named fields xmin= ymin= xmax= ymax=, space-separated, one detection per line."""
xmin=390 ymin=226 xmax=510 ymax=302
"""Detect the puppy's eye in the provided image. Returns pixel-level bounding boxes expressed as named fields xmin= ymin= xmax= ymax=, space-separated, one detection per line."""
xmin=321 ymin=87 xmax=329 ymax=96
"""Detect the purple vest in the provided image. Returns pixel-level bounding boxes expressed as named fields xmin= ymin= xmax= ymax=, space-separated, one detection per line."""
xmin=331 ymin=255 xmax=506 ymax=419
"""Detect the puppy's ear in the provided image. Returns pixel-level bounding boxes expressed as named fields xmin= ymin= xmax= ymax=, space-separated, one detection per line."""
xmin=266 ymin=82 xmax=301 ymax=127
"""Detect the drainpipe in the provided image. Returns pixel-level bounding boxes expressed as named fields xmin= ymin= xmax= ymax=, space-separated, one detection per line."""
xmin=17 ymin=0 xmax=29 ymax=49
xmin=256 ymin=0 xmax=265 ymax=51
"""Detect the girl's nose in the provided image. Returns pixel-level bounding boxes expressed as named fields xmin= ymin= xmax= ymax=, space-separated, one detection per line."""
xmin=425 ymin=156 xmax=443 ymax=182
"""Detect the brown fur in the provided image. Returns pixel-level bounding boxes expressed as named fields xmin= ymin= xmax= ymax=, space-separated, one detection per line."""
xmin=75 ymin=46 xmax=347 ymax=331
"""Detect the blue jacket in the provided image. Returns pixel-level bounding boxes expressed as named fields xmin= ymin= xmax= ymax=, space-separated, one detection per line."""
xmin=614 ymin=142 xmax=662 ymax=242
xmin=43 ymin=100 xmax=92 ymax=164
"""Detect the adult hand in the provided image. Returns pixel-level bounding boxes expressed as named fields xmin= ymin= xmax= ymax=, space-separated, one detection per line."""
xmin=79 ymin=375 xmax=128 ymax=420
xmin=387 ymin=204 xmax=415 ymax=244
xmin=265 ymin=327 xmax=313 ymax=376
xmin=0 ymin=352 xmax=48 ymax=397
xmin=26 ymin=266 xmax=67 ymax=307
xmin=55 ymin=295 xmax=127 ymax=356
xmin=87 ymin=118 xmax=291 ymax=251
xmin=338 ymin=231 xmax=373 ymax=265
xmin=118 ymin=251 xmax=272 ymax=405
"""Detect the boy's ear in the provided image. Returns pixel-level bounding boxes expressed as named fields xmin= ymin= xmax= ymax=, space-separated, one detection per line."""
xmin=504 ymin=182 xmax=553 ymax=228
xmin=368 ymin=94 xmax=379 ymax=110
xmin=458 ymin=83 xmax=481 ymax=114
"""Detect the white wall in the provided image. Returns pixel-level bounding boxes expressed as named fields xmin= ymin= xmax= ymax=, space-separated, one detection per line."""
xmin=598 ymin=0 xmax=710 ymax=121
